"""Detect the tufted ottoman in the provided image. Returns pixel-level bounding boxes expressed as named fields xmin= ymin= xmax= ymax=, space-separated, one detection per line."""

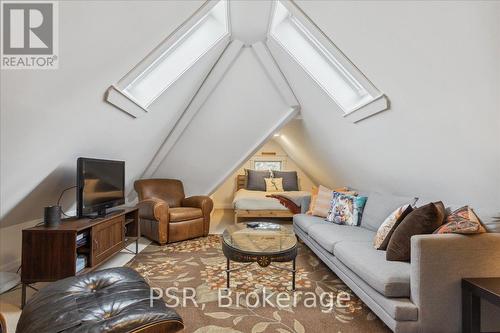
xmin=16 ymin=267 xmax=183 ymax=333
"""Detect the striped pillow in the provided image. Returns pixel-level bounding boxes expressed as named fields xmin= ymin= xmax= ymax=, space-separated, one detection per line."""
xmin=311 ymin=186 xmax=332 ymax=217
xmin=311 ymin=185 xmax=358 ymax=217
xmin=306 ymin=186 xmax=319 ymax=215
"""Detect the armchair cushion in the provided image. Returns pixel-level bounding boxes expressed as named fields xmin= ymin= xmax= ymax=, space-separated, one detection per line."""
xmin=169 ymin=207 xmax=203 ymax=222
xmin=137 ymin=198 xmax=169 ymax=221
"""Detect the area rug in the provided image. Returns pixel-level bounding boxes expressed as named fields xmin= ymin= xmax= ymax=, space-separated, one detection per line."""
xmin=126 ymin=235 xmax=390 ymax=333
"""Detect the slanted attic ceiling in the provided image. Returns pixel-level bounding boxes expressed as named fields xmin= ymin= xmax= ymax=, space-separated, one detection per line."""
xmin=1 ymin=0 xmax=499 ymax=232
xmin=106 ymin=0 xmax=387 ymax=199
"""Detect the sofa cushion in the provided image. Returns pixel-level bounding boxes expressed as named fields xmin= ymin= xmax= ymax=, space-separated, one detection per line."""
xmin=308 ymin=223 xmax=375 ymax=253
xmin=435 ymin=206 xmax=486 ymax=234
xmin=361 ymin=191 xmax=418 ymax=231
xmin=312 ymin=185 xmax=334 ymax=217
xmin=169 ymin=207 xmax=203 ymax=222
xmin=326 ymin=192 xmax=368 ymax=226
xmin=373 ymin=204 xmax=413 ymax=250
xmin=293 ymin=214 xmax=327 ymax=234
xmin=386 ymin=201 xmax=446 ymax=262
xmin=334 ymin=241 xmax=411 ymax=297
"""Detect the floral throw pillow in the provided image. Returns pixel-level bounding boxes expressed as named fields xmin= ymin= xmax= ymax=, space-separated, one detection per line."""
xmin=326 ymin=193 xmax=368 ymax=226
xmin=373 ymin=204 xmax=413 ymax=250
xmin=434 ymin=206 xmax=486 ymax=234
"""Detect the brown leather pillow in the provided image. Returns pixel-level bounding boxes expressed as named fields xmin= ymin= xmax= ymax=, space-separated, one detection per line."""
xmin=386 ymin=201 xmax=446 ymax=262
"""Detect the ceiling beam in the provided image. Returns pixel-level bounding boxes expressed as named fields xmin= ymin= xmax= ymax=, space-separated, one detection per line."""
xmin=251 ymin=41 xmax=300 ymax=110
xmin=140 ymin=39 xmax=245 ymax=179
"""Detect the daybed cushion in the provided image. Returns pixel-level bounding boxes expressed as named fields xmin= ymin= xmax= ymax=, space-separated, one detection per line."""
xmin=272 ymin=170 xmax=299 ymax=191
xmin=246 ymin=169 xmax=270 ymax=191
xmin=334 ymin=241 xmax=411 ymax=297
xmin=307 ymin=223 xmax=375 ymax=253
xmin=235 ymin=190 xmax=311 ymax=211
xmin=361 ymin=191 xmax=418 ymax=231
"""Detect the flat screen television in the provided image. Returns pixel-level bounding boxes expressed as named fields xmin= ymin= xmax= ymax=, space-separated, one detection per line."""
xmin=77 ymin=157 xmax=125 ymax=217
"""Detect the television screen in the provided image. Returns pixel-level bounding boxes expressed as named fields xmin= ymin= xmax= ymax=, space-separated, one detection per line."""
xmin=77 ymin=158 xmax=125 ymax=217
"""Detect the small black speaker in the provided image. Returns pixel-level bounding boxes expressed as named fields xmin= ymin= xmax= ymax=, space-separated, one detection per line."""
xmin=44 ymin=206 xmax=61 ymax=227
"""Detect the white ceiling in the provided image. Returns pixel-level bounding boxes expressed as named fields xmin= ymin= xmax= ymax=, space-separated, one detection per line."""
xmin=229 ymin=0 xmax=273 ymax=44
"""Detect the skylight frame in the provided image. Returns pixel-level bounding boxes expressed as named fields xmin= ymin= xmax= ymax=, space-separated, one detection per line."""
xmin=107 ymin=0 xmax=231 ymax=115
xmin=267 ymin=0 xmax=388 ymax=119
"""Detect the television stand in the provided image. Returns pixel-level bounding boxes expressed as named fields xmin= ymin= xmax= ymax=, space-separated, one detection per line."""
xmin=88 ymin=208 xmax=125 ymax=219
xmin=21 ymin=207 xmax=139 ymax=308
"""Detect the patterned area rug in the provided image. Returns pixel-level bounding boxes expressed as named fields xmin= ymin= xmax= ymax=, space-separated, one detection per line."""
xmin=126 ymin=236 xmax=390 ymax=333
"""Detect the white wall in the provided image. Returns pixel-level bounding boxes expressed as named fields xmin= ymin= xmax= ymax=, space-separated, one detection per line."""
xmin=210 ymin=139 xmax=315 ymax=209
xmin=271 ymin=0 xmax=500 ymax=219
xmin=0 ymin=0 xmax=223 ymax=270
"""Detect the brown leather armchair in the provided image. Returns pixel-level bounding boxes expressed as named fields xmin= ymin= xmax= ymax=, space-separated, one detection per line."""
xmin=134 ymin=179 xmax=213 ymax=245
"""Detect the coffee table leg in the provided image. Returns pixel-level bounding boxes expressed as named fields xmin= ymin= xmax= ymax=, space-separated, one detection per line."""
xmin=21 ymin=283 xmax=26 ymax=309
xmin=292 ymin=258 xmax=296 ymax=291
xmin=226 ymin=258 xmax=230 ymax=289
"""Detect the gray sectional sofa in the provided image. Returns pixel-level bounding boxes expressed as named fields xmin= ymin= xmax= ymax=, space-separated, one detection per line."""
xmin=294 ymin=192 xmax=500 ymax=333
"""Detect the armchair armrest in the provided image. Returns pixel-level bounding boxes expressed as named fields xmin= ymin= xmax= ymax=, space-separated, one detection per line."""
xmin=410 ymin=233 xmax=500 ymax=333
xmin=137 ymin=198 xmax=169 ymax=221
xmin=182 ymin=196 xmax=214 ymax=236
xmin=182 ymin=196 xmax=213 ymax=212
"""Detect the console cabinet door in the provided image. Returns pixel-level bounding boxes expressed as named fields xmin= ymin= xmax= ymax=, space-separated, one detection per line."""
xmin=91 ymin=216 xmax=124 ymax=265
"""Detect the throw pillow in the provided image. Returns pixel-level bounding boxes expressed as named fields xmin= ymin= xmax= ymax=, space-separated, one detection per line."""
xmin=326 ymin=193 xmax=368 ymax=226
xmin=310 ymin=185 xmax=357 ymax=217
xmin=311 ymin=185 xmax=334 ymax=217
xmin=434 ymin=206 xmax=486 ymax=234
xmin=306 ymin=186 xmax=319 ymax=215
xmin=265 ymin=177 xmax=284 ymax=192
xmin=246 ymin=169 xmax=270 ymax=191
xmin=272 ymin=170 xmax=299 ymax=191
xmin=386 ymin=202 xmax=446 ymax=262
xmin=373 ymin=204 xmax=413 ymax=250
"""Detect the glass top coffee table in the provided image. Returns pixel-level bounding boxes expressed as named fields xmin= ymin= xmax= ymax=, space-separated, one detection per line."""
xmin=221 ymin=222 xmax=298 ymax=290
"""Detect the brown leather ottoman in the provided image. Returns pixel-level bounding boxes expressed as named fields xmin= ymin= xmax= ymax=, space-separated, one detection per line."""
xmin=16 ymin=267 xmax=183 ymax=333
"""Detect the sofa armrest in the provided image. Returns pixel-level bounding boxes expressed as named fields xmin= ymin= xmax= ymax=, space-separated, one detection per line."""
xmin=182 ymin=196 xmax=213 ymax=236
xmin=137 ymin=198 xmax=169 ymax=221
xmin=410 ymin=233 xmax=500 ymax=333
xmin=300 ymin=196 xmax=311 ymax=214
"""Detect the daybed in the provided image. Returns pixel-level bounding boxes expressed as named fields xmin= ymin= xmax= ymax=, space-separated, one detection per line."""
xmin=233 ymin=174 xmax=310 ymax=223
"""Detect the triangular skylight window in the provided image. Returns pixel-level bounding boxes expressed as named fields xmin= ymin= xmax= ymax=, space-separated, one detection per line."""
xmin=106 ymin=0 xmax=230 ymax=116
xmin=106 ymin=0 xmax=387 ymax=122
xmin=268 ymin=0 xmax=387 ymax=116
